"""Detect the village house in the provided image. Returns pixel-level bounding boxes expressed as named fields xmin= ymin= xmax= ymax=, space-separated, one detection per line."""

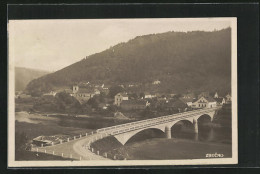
xmin=43 ymin=91 xmax=57 ymax=97
xmin=71 ymin=85 xmax=95 ymax=104
xmin=114 ymin=93 xmax=129 ymax=106
xmin=214 ymin=92 xmax=219 ymax=98
xmin=144 ymin=92 xmax=152 ymax=99
xmin=17 ymin=93 xmax=31 ymax=99
xmin=226 ymin=94 xmax=232 ymax=103
xmin=214 ymin=97 xmax=226 ymax=105
xmin=151 ymin=92 xmax=157 ymax=98
xmin=183 ymin=92 xmax=195 ymax=99
xmin=181 ymin=92 xmax=196 ymax=107
xmin=179 ymin=97 xmax=194 ymax=107
xmin=15 ymin=91 xmax=23 ymax=98
xmin=144 ymin=92 xmax=156 ymax=99
xmin=94 ymin=89 xmax=101 ymax=95
xmin=169 ymin=93 xmax=176 ymax=98
xmin=152 ymin=80 xmax=161 ymax=85
xmin=120 ymin=100 xmax=150 ymax=111
xmin=192 ymin=96 xmax=217 ymax=108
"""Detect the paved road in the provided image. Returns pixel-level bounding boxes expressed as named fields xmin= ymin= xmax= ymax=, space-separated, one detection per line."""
xmin=32 ymin=133 xmax=108 ymax=160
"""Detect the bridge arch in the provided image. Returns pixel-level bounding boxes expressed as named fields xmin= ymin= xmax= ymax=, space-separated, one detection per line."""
xmin=194 ymin=111 xmax=215 ymax=122
xmin=196 ymin=113 xmax=214 ymax=122
xmin=114 ymin=126 xmax=165 ymax=145
xmin=168 ymin=119 xmax=196 ymax=139
xmin=166 ymin=118 xmax=194 ymax=129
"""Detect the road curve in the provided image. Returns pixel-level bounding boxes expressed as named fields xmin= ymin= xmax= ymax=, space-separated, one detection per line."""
xmin=72 ymin=134 xmax=108 ymax=160
xmin=33 ymin=134 xmax=109 ymax=160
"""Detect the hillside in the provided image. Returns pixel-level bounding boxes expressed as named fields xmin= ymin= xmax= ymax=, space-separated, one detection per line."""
xmin=15 ymin=67 xmax=49 ymax=91
xmin=26 ymin=28 xmax=231 ymax=96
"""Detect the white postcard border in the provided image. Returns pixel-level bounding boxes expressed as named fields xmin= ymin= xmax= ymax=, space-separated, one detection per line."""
xmin=8 ymin=17 xmax=238 ymax=167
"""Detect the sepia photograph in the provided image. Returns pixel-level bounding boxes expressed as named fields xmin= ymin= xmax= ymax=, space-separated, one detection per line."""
xmin=8 ymin=18 xmax=237 ymax=167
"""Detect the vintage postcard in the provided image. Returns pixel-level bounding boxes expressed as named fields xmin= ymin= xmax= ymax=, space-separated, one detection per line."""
xmin=8 ymin=18 xmax=237 ymax=167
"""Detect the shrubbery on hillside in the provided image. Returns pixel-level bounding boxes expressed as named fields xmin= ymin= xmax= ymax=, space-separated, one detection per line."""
xmin=33 ymin=92 xmax=83 ymax=114
xmin=26 ymin=28 xmax=231 ymax=95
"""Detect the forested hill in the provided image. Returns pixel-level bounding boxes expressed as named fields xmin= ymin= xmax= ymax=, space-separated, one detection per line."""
xmin=15 ymin=67 xmax=49 ymax=91
xmin=26 ymin=28 xmax=231 ymax=96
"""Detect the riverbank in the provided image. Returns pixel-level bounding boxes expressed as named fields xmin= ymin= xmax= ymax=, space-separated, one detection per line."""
xmin=112 ymin=138 xmax=232 ymax=160
xmin=15 ymin=111 xmax=129 ymax=160
xmin=15 ymin=112 xmax=93 ymax=140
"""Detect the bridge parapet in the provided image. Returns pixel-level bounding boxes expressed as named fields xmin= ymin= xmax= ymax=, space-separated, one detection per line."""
xmin=97 ymin=107 xmax=221 ymax=134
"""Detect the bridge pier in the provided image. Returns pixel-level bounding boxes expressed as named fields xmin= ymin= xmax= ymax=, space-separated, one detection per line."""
xmin=193 ymin=118 xmax=199 ymax=141
xmin=165 ymin=126 xmax=171 ymax=139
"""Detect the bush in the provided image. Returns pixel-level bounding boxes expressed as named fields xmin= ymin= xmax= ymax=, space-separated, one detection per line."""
xmin=15 ymin=132 xmax=31 ymax=152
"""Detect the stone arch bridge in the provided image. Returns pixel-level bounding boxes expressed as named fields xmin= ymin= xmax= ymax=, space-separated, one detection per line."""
xmin=97 ymin=107 xmax=221 ymax=145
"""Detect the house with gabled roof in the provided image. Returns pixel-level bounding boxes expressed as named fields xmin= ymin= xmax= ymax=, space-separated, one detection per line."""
xmin=71 ymin=85 xmax=95 ymax=103
xmin=215 ymin=97 xmax=226 ymax=105
xmin=192 ymin=96 xmax=217 ymax=108
xmin=225 ymin=94 xmax=232 ymax=103
xmin=183 ymin=92 xmax=195 ymax=99
xmin=114 ymin=93 xmax=129 ymax=106
xmin=144 ymin=92 xmax=152 ymax=99
xmin=179 ymin=97 xmax=194 ymax=107
xmin=214 ymin=92 xmax=219 ymax=98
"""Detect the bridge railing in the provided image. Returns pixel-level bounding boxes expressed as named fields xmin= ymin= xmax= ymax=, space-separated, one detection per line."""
xmin=98 ymin=107 xmax=220 ymax=133
xmin=108 ymin=107 xmax=221 ymax=136
xmin=97 ymin=107 xmax=221 ymax=133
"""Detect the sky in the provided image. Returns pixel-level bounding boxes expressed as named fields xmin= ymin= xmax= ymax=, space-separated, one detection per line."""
xmin=9 ymin=18 xmax=232 ymax=72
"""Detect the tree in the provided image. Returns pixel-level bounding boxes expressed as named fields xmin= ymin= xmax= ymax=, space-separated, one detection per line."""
xmin=108 ymin=86 xmax=124 ymax=98
xmin=107 ymin=105 xmax=118 ymax=112
xmin=56 ymin=92 xmax=75 ymax=104
xmin=140 ymin=107 xmax=154 ymax=118
xmin=129 ymin=93 xmax=138 ymax=99
xmin=139 ymin=92 xmax=145 ymax=99
xmin=87 ymin=98 xmax=99 ymax=109
xmin=15 ymin=132 xmax=30 ymax=152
